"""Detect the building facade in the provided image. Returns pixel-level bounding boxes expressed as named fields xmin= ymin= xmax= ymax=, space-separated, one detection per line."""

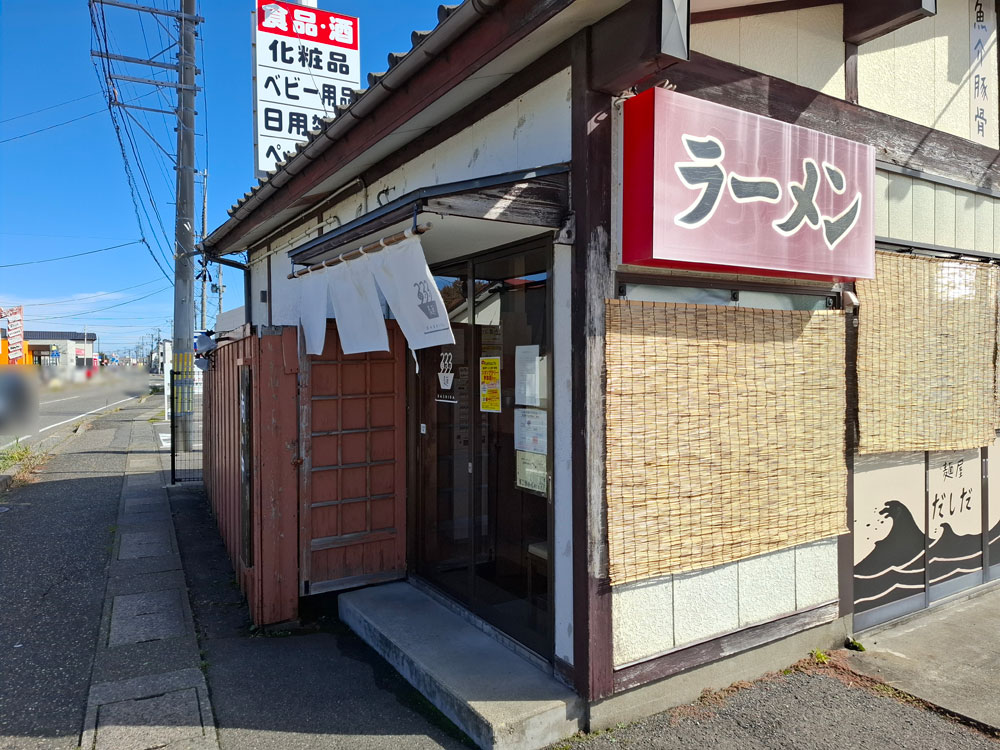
xmin=203 ymin=1 xmax=1000 ymax=745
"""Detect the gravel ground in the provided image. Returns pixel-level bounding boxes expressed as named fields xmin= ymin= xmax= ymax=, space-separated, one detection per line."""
xmin=558 ymin=665 xmax=1000 ymax=750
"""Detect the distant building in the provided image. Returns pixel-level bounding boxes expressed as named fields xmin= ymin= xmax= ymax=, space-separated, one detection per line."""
xmin=2 ymin=330 xmax=98 ymax=369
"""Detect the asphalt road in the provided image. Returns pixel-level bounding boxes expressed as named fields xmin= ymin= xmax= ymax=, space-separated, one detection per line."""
xmin=0 ymin=403 xmax=143 ymax=749
xmin=0 ymin=372 xmax=159 ymax=451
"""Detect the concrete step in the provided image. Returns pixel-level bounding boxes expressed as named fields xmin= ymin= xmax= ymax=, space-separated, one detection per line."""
xmin=339 ymin=582 xmax=583 ymax=750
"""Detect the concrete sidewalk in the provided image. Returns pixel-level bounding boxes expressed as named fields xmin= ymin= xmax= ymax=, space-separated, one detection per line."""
xmin=166 ymin=478 xmax=474 ymax=750
xmin=847 ymin=583 xmax=1000 ymax=731
xmin=80 ymin=410 xmax=218 ymax=750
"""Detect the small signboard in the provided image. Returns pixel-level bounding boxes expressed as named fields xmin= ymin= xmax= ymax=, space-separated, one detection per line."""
xmin=253 ymin=0 xmax=361 ymax=178
xmin=480 ymin=357 xmax=501 ymax=413
xmin=970 ymin=0 xmax=996 ymax=145
xmin=516 ymin=450 xmax=547 ymax=495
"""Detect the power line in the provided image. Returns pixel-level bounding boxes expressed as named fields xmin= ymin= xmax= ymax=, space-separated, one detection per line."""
xmin=0 ymin=240 xmax=142 ymax=268
xmin=29 ymin=287 xmax=171 ymax=321
xmin=0 ymin=110 xmax=104 ymax=144
xmin=89 ymin=3 xmax=174 ymax=285
xmin=96 ymin=7 xmax=175 ymax=273
xmin=0 ymin=279 xmax=161 ymax=308
xmin=0 ymin=232 xmax=138 ymax=240
xmin=0 ymin=92 xmax=102 ymax=124
xmin=0 ymin=90 xmax=162 ymax=144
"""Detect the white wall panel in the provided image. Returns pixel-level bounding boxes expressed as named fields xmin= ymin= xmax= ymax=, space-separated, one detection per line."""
xmin=858 ymin=0 xmax=999 ymax=148
xmin=878 ymin=168 xmax=1000 ymax=252
xmin=955 ymin=189 xmax=978 ymax=251
xmin=612 ymin=539 xmax=840 ymax=666
xmin=975 ymin=194 xmax=995 ymax=253
xmin=911 ymin=178 xmax=936 ymax=245
xmin=934 ymin=183 xmax=957 ymax=248
xmin=692 ymin=6 xmax=845 ymax=98
xmin=887 ymin=173 xmax=913 ymax=242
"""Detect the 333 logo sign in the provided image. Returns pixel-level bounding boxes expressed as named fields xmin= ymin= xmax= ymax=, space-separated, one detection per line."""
xmin=438 ymin=352 xmax=454 ymax=390
xmin=415 ymin=280 xmax=440 ymax=320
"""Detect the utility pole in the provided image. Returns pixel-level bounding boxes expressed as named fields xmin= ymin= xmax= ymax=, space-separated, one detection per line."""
xmin=173 ymin=0 xmax=198 ymax=450
xmin=91 ymin=0 xmax=202 ymax=450
xmin=199 ymin=169 xmax=208 ymax=331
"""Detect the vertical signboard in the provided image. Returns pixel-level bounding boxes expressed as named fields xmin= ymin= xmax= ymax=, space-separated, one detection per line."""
xmin=970 ymin=0 xmax=996 ymax=145
xmin=0 ymin=307 xmax=24 ymax=363
xmin=253 ymin=0 xmax=361 ymax=178
xmin=927 ymin=449 xmax=983 ymax=598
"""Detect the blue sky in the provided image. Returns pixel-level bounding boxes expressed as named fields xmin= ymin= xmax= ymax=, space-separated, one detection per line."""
xmin=0 ymin=0 xmax=443 ymax=355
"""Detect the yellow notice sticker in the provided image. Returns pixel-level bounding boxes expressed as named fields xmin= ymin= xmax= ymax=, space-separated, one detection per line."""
xmin=479 ymin=356 xmax=501 ymax=413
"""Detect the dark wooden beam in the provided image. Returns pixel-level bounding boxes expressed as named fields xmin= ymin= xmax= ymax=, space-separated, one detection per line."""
xmin=590 ymin=0 xmax=687 ymax=95
xmin=844 ymin=0 xmax=936 ymax=45
xmin=692 ymin=0 xmax=835 ymax=25
xmin=570 ymin=30 xmax=615 ymax=706
xmin=613 ymin=603 xmax=839 ymax=692
xmin=654 ymin=52 xmax=1000 ymax=192
xmin=425 ymin=174 xmax=568 ymax=227
xmin=844 ymin=42 xmax=859 ymax=104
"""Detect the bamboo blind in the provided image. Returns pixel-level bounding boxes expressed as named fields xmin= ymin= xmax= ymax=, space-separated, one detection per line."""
xmin=605 ymin=299 xmax=848 ymax=585
xmin=856 ymin=252 xmax=1000 ymax=454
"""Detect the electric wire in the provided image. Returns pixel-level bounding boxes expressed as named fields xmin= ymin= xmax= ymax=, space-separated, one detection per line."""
xmin=0 ymin=279 xmax=162 ymax=308
xmin=89 ymin=3 xmax=173 ymax=284
xmin=0 ymin=240 xmax=143 ymax=268
xmin=135 ymin=9 xmax=178 ymax=195
xmin=0 ymin=92 xmax=102 ymax=124
xmin=29 ymin=287 xmax=171 ymax=321
xmin=0 ymin=90 xmax=161 ymax=144
xmin=100 ymin=14 xmax=175 ymax=269
xmin=0 ymin=110 xmax=104 ymax=144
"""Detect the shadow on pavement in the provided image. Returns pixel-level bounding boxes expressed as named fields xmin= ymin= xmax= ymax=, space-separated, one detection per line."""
xmin=168 ymin=482 xmax=475 ymax=750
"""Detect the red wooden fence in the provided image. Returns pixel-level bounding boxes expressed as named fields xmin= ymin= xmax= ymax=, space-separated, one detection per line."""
xmin=204 ymin=326 xmax=299 ymax=624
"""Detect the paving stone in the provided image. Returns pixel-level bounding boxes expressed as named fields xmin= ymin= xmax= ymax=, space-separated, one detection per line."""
xmin=119 ymin=530 xmax=172 ymax=559
xmin=109 ymin=589 xmax=186 ymax=646
xmin=95 ymin=688 xmax=206 ymax=750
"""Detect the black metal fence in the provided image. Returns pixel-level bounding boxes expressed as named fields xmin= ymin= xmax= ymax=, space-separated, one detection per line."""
xmin=170 ymin=369 xmax=203 ymax=483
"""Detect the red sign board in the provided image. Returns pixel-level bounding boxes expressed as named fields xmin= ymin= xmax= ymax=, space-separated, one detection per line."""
xmin=622 ymin=88 xmax=875 ymax=280
xmin=257 ymin=1 xmax=359 ymax=50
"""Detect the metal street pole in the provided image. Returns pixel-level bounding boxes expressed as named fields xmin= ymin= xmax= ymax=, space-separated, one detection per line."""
xmin=172 ymin=0 xmax=198 ymax=451
xmin=200 ymin=169 xmax=207 ymax=331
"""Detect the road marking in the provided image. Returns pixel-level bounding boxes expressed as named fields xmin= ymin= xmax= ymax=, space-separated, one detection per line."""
xmin=0 ymin=435 xmax=33 ymax=451
xmin=39 ymin=396 xmax=81 ymax=406
xmin=37 ymin=397 xmax=136 ymax=434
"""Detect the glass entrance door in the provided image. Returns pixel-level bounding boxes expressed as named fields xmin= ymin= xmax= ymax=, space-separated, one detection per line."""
xmin=416 ymin=245 xmax=552 ymax=657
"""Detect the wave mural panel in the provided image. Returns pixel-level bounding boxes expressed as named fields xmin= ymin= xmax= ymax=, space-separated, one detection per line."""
xmin=927 ymin=449 xmax=982 ymax=591
xmin=990 ymin=440 xmax=1000 ymax=577
xmin=853 ymin=452 xmax=926 ymax=613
